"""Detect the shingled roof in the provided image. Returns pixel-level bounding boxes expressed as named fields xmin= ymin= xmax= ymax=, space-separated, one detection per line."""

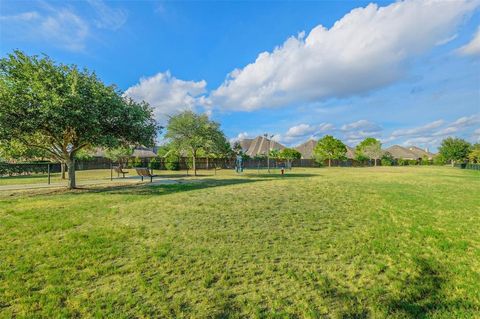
xmin=244 ymin=136 xmax=285 ymax=157
xmin=294 ymin=139 xmax=317 ymax=159
xmin=385 ymin=145 xmax=418 ymax=160
xmin=406 ymin=146 xmax=436 ymax=159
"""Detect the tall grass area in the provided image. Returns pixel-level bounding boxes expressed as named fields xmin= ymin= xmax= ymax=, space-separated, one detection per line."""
xmin=0 ymin=167 xmax=479 ymax=318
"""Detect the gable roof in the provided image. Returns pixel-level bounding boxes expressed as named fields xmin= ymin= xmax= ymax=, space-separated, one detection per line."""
xmin=294 ymin=139 xmax=317 ymax=159
xmin=385 ymin=145 xmax=418 ymax=159
xmin=406 ymin=146 xmax=436 ymax=159
xmin=245 ymin=136 xmax=285 ymax=157
xmin=238 ymin=138 xmax=254 ymax=152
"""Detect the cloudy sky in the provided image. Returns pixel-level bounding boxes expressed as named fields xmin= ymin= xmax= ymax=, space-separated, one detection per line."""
xmin=1 ymin=0 xmax=479 ymax=150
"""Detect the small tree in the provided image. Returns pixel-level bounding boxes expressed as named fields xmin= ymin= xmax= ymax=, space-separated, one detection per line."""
xmin=165 ymin=110 xmax=225 ymax=176
xmin=356 ymin=137 xmax=382 ymax=166
xmin=438 ymin=137 xmax=471 ymax=166
xmin=279 ymin=148 xmax=301 ymax=169
xmin=313 ymin=135 xmax=347 ymax=167
xmin=0 ymin=51 xmax=158 ymax=189
xmin=468 ymin=143 xmax=480 ymax=163
xmin=104 ymin=146 xmax=133 ymax=168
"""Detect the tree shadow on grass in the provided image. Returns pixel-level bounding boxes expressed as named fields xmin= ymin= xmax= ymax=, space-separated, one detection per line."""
xmin=68 ymin=178 xmax=263 ymax=197
xmin=383 ymin=257 xmax=476 ymax=318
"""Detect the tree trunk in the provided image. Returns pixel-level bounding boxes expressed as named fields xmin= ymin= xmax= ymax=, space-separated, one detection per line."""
xmin=66 ymin=157 xmax=76 ymax=189
xmin=61 ymin=162 xmax=66 ymax=179
xmin=192 ymin=154 xmax=197 ymax=176
xmin=374 ymin=158 xmax=377 ymax=167
xmin=206 ymin=157 xmax=209 ymax=170
xmin=328 ymin=158 xmax=331 ymax=167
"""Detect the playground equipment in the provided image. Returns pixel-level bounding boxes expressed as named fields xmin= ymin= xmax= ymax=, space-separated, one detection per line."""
xmin=235 ymin=155 xmax=243 ymax=173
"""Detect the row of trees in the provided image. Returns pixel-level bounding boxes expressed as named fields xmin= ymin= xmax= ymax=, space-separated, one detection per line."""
xmin=312 ymin=135 xmax=479 ymax=167
xmin=313 ymin=136 xmax=383 ymax=167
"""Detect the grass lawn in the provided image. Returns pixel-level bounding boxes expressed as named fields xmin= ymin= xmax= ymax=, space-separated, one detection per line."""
xmin=0 ymin=167 xmax=479 ymax=318
xmin=0 ymin=168 xmax=192 ymax=186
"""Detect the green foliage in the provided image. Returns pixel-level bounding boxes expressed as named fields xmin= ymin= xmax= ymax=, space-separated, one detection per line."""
xmin=268 ymin=149 xmax=280 ymax=159
xmin=469 ymin=143 xmax=480 ymax=163
xmin=164 ymin=152 xmax=180 ymax=170
xmin=381 ymin=152 xmax=394 ymax=166
xmin=279 ymin=148 xmax=301 ymax=160
xmin=0 ymin=51 xmax=158 ymax=188
xmin=439 ymin=137 xmax=471 ymax=164
xmin=0 ymin=140 xmax=49 ymax=162
xmin=356 ymin=138 xmax=382 ymax=165
xmin=313 ymin=135 xmax=347 ymax=166
xmin=104 ymin=146 xmax=133 ymax=165
xmin=131 ymin=157 xmax=142 ymax=168
xmin=433 ymin=154 xmax=447 ymax=166
xmin=165 ymin=111 xmax=226 ymax=175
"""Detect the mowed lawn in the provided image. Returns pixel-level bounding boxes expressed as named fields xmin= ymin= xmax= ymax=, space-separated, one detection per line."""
xmin=0 ymin=167 xmax=479 ymax=318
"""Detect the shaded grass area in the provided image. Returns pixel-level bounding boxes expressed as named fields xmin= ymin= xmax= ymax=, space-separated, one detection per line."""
xmin=0 ymin=167 xmax=479 ymax=318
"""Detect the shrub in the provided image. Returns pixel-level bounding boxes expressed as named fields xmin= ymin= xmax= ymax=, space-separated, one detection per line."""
xmin=165 ymin=153 xmax=179 ymax=170
xmin=148 ymin=157 xmax=161 ymax=169
xmin=381 ymin=152 xmax=394 ymax=166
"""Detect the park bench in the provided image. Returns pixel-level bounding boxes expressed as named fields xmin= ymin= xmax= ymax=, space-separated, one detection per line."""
xmin=135 ymin=167 xmax=157 ymax=182
xmin=114 ymin=166 xmax=129 ymax=178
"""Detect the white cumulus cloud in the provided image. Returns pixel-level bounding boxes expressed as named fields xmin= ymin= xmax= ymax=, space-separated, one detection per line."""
xmin=458 ymin=26 xmax=480 ymax=56
xmin=124 ymin=71 xmax=208 ymax=122
xmin=210 ymin=0 xmax=478 ymax=111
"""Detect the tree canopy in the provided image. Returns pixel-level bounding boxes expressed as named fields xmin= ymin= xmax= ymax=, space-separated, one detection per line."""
xmin=438 ymin=137 xmax=471 ymax=166
xmin=469 ymin=143 xmax=480 ymax=163
xmin=313 ymin=135 xmax=347 ymax=167
xmin=165 ymin=110 xmax=227 ymax=175
xmin=0 ymin=50 xmax=158 ymax=188
xmin=356 ymin=137 xmax=383 ymax=166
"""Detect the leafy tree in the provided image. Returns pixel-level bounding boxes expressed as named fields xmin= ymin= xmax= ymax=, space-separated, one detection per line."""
xmin=165 ymin=110 xmax=224 ymax=176
xmin=313 ymin=135 xmax=347 ymax=167
xmin=0 ymin=51 xmax=158 ymax=188
xmin=356 ymin=137 xmax=382 ymax=166
xmin=380 ymin=152 xmax=394 ymax=166
xmin=469 ymin=143 xmax=480 ymax=163
xmin=232 ymin=141 xmax=243 ymax=154
xmin=279 ymin=148 xmax=301 ymax=169
xmin=104 ymin=146 xmax=133 ymax=168
xmin=268 ymin=149 xmax=280 ymax=159
xmin=0 ymin=140 xmax=49 ymax=162
xmin=438 ymin=137 xmax=471 ymax=166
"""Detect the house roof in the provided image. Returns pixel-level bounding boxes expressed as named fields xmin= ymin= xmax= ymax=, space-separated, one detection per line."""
xmin=385 ymin=145 xmax=418 ymax=159
xmin=345 ymin=146 xmax=356 ymax=159
xmin=238 ymin=139 xmax=254 ymax=152
xmin=244 ymin=136 xmax=285 ymax=157
xmin=294 ymin=139 xmax=317 ymax=159
xmin=406 ymin=146 xmax=435 ymax=159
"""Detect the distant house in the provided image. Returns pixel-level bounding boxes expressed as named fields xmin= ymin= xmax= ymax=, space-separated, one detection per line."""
xmin=293 ymin=139 xmax=356 ymax=159
xmin=294 ymin=139 xmax=317 ymax=159
xmin=236 ymin=136 xmax=285 ymax=157
xmin=406 ymin=146 xmax=435 ymax=160
xmin=384 ymin=145 xmax=419 ymax=160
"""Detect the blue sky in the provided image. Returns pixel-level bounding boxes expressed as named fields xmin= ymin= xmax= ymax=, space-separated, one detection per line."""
xmin=1 ymin=0 xmax=479 ymax=150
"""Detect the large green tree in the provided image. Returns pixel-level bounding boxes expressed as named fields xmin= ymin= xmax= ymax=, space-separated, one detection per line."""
xmin=279 ymin=148 xmax=301 ymax=169
xmin=165 ymin=110 xmax=225 ymax=176
xmin=313 ymin=135 xmax=347 ymax=167
xmin=0 ymin=51 xmax=158 ymax=188
xmin=438 ymin=137 xmax=471 ymax=166
xmin=469 ymin=143 xmax=480 ymax=163
xmin=356 ymin=137 xmax=383 ymax=166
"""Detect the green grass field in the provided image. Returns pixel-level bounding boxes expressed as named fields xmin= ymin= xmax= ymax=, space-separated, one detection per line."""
xmin=0 ymin=167 xmax=479 ymax=318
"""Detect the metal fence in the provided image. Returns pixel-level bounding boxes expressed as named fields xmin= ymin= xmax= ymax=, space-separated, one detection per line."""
xmin=454 ymin=163 xmax=480 ymax=170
